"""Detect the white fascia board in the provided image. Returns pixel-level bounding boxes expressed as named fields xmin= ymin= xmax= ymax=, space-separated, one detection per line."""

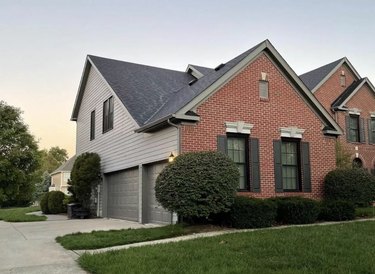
xmin=311 ymin=58 xmax=361 ymax=94
xmin=88 ymin=57 xmax=140 ymax=129
xmin=71 ymin=57 xmax=90 ymax=121
xmin=176 ymin=41 xmax=267 ymax=116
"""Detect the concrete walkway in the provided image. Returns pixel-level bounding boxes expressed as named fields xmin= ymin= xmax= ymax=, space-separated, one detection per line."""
xmin=0 ymin=214 xmax=154 ymax=274
xmin=77 ymin=218 xmax=375 ymax=255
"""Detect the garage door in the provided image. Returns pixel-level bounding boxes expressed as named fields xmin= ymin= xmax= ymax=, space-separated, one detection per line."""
xmin=143 ymin=162 xmax=172 ymax=224
xmin=106 ymin=168 xmax=139 ymax=221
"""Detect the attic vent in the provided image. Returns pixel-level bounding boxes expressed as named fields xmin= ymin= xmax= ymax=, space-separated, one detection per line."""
xmin=261 ymin=72 xmax=268 ymax=81
xmin=214 ymin=63 xmax=225 ymax=71
xmin=188 ymin=79 xmax=198 ymax=86
xmin=341 ymin=70 xmax=345 ymax=76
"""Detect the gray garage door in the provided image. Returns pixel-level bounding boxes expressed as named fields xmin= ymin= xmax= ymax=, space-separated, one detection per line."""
xmin=143 ymin=162 xmax=172 ymax=224
xmin=106 ymin=168 xmax=139 ymax=221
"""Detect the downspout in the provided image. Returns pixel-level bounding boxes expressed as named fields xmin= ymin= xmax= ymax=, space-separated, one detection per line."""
xmin=167 ymin=118 xmax=180 ymax=224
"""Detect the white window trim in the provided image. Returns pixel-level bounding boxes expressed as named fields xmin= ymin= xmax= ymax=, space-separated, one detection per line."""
xmin=225 ymin=121 xmax=254 ymax=134
xmin=370 ymin=112 xmax=375 ymax=118
xmin=279 ymin=127 xmax=305 ymax=139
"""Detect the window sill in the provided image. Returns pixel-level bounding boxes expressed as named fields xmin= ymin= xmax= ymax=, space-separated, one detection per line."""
xmin=260 ymin=97 xmax=269 ymax=102
xmin=102 ymin=128 xmax=113 ymax=134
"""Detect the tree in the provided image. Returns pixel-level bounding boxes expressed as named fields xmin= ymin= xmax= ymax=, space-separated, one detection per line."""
xmin=0 ymin=101 xmax=40 ymax=207
xmin=68 ymin=152 xmax=101 ymax=209
xmin=39 ymin=146 xmax=68 ymax=173
xmin=155 ymin=152 xmax=239 ymax=220
xmin=335 ymin=141 xmax=352 ymax=169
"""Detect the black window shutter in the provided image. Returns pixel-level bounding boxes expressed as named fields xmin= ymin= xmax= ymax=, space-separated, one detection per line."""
xmin=273 ymin=140 xmax=283 ymax=193
xmin=368 ymin=119 xmax=373 ymax=144
xmin=359 ymin=118 xmax=366 ymax=143
xmin=301 ymin=142 xmax=312 ymax=192
xmin=217 ymin=135 xmax=227 ymax=154
xmin=345 ymin=116 xmax=350 ymax=141
xmin=250 ymin=138 xmax=260 ymax=193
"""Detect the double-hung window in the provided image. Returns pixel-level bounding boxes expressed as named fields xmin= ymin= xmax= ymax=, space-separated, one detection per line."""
xmin=348 ymin=115 xmax=360 ymax=142
xmin=227 ymin=135 xmax=248 ymax=190
xmin=90 ymin=110 xmax=95 ymax=140
xmin=281 ymin=140 xmax=300 ymax=191
xmin=103 ymin=97 xmax=114 ymax=133
xmin=370 ymin=117 xmax=375 ymax=143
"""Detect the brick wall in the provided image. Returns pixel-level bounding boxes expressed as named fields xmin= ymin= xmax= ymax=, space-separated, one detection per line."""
xmin=314 ymin=64 xmax=375 ymax=171
xmin=180 ymin=53 xmax=337 ymax=199
xmin=336 ymin=84 xmax=375 ymax=170
xmin=314 ymin=64 xmax=357 ymax=116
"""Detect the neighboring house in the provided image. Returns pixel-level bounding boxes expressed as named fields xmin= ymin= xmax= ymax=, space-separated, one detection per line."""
xmin=49 ymin=156 xmax=76 ymax=195
xmin=300 ymin=58 xmax=375 ymax=172
xmin=71 ymin=40 xmax=342 ymax=224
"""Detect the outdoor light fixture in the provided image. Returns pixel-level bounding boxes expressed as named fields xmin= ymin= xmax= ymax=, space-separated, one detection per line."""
xmin=168 ymin=152 xmax=175 ymax=163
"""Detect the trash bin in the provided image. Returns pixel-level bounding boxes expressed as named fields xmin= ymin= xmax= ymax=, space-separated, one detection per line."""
xmin=67 ymin=203 xmax=81 ymax=219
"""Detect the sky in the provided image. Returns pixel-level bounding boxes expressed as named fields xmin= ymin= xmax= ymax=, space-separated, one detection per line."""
xmin=1 ymin=0 xmax=375 ymax=157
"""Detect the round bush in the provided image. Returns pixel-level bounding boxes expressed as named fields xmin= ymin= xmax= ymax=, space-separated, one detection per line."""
xmin=155 ymin=151 xmax=239 ymax=219
xmin=47 ymin=191 xmax=66 ymax=214
xmin=273 ymin=197 xmax=320 ymax=224
xmin=319 ymin=200 xmax=356 ymax=221
xmin=40 ymin=192 xmax=50 ymax=214
xmin=324 ymin=168 xmax=375 ymax=206
xmin=230 ymin=196 xmax=277 ymax=228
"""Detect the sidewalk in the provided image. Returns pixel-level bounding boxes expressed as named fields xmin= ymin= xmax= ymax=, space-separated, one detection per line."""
xmin=75 ymin=217 xmax=375 ymax=255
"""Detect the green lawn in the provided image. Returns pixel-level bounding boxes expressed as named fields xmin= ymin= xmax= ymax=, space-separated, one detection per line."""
xmin=79 ymin=221 xmax=375 ymax=274
xmin=0 ymin=206 xmax=46 ymax=222
xmin=356 ymin=206 xmax=375 ymax=218
xmin=56 ymin=224 xmax=220 ymax=250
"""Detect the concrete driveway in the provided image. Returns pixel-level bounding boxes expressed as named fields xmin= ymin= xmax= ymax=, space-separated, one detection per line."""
xmin=0 ymin=214 xmax=150 ymax=273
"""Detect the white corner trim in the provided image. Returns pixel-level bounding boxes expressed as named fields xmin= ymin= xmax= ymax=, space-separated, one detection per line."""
xmin=280 ymin=127 xmax=305 ymax=139
xmin=225 ymin=121 xmax=254 ymax=134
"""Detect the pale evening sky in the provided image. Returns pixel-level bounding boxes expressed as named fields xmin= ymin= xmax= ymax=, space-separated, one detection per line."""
xmin=1 ymin=0 xmax=375 ymax=157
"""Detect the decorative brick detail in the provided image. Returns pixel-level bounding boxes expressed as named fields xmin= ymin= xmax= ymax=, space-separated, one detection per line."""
xmin=180 ymin=53 xmax=337 ymax=200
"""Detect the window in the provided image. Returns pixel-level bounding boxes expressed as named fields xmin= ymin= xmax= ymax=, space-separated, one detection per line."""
xmin=90 ymin=110 xmax=95 ymax=140
xmin=352 ymin=158 xmax=363 ymax=169
xmin=103 ymin=97 xmax=114 ymax=133
xmin=348 ymin=115 xmax=360 ymax=142
xmin=340 ymin=75 xmax=346 ymax=87
xmin=281 ymin=140 xmax=300 ymax=191
xmin=259 ymin=80 xmax=269 ymax=99
xmin=227 ymin=135 xmax=248 ymax=190
xmin=370 ymin=118 xmax=375 ymax=143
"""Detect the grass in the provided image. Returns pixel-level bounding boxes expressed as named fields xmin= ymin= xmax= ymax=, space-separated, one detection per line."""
xmin=79 ymin=220 xmax=375 ymax=274
xmin=356 ymin=206 xmax=375 ymax=218
xmin=56 ymin=224 xmax=220 ymax=250
xmin=0 ymin=206 xmax=46 ymax=222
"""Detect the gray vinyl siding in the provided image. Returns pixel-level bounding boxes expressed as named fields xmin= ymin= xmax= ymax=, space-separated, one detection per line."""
xmin=75 ymin=66 xmax=178 ymax=174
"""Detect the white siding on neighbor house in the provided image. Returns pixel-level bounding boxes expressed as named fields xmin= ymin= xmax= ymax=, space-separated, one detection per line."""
xmin=75 ymin=66 xmax=178 ymax=174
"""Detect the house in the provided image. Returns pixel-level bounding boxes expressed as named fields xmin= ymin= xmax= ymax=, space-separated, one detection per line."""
xmin=300 ymin=58 xmax=375 ymax=172
xmin=71 ymin=40 xmax=342 ymax=224
xmin=49 ymin=155 xmax=76 ymax=195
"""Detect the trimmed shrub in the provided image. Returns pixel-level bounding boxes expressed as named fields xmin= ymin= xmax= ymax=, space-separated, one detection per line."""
xmin=47 ymin=191 xmax=66 ymax=214
xmin=40 ymin=192 xmax=50 ymax=214
xmin=319 ymin=200 xmax=356 ymax=221
xmin=229 ymin=196 xmax=277 ymax=228
xmin=272 ymin=197 xmax=320 ymax=224
xmin=155 ymin=152 xmax=239 ymax=220
xmin=68 ymin=152 xmax=101 ymax=209
xmin=324 ymin=168 xmax=375 ymax=207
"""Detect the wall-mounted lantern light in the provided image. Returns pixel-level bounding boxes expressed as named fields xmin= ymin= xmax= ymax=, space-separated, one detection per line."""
xmin=168 ymin=152 xmax=175 ymax=163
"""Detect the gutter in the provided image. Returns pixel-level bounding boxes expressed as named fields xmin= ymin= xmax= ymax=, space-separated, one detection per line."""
xmin=134 ymin=114 xmax=200 ymax=133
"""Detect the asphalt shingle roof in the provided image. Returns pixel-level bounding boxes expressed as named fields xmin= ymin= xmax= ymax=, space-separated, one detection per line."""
xmin=331 ymin=79 xmax=365 ymax=108
xmin=89 ymin=56 xmax=195 ymax=126
xmin=89 ymin=41 xmax=262 ymax=126
xmin=51 ymin=155 xmax=76 ymax=175
xmin=299 ymin=58 xmax=344 ymax=91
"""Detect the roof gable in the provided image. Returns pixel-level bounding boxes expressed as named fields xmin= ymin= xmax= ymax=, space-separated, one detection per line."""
xmin=50 ymin=155 xmax=76 ymax=175
xmin=332 ymin=77 xmax=375 ymax=109
xmin=299 ymin=57 xmax=361 ymax=93
xmin=71 ymin=40 xmax=342 ymax=136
